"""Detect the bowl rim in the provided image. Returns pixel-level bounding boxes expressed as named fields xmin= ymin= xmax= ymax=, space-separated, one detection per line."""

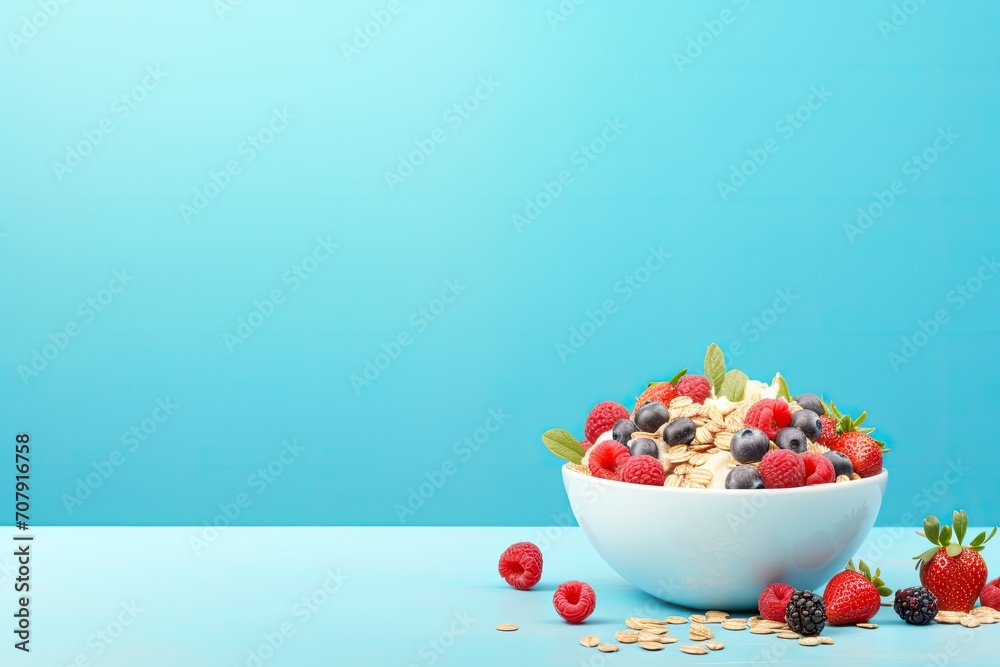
xmin=563 ymin=463 xmax=888 ymax=496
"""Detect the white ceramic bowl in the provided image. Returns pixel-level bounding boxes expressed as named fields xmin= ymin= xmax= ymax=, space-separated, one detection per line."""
xmin=563 ymin=464 xmax=888 ymax=610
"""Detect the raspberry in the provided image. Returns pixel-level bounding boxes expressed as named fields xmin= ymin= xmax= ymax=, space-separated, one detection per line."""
xmin=498 ymin=542 xmax=543 ymax=590
xmin=800 ymin=452 xmax=835 ymax=485
xmin=758 ymin=583 xmax=795 ymax=622
xmin=676 ymin=375 xmax=712 ymax=404
xmin=584 ymin=402 xmax=629 ymax=443
xmin=580 ymin=440 xmax=593 ymax=452
xmin=817 ymin=415 xmax=838 ymax=447
xmin=635 ymin=383 xmax=679 ymax=412
xmin=553 ymin=580 xmax=597 ymax=624
xmin=744 ymin=398 xmax=793 ymax=441
xmin=587 ymin=441 xmax=629 ymax=481
xmin=759 ymin=449 xmax=806 ymax=488
xmin=621 ymin=455 xmax=665 ymax=486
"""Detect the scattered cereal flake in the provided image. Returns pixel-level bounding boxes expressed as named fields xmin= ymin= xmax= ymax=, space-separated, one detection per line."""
xmin=638 ymin=641 xmax=664 ymax=651
xmin=856 ymin=623 xmax=878 ymax=629
xmin=496 ymin=624 xmax=518 ymax=632
xmin=705 ymin=642 xmax=724 ymax=651
xmin=580 ymin=636 xmax=600 ymax=648
xmin=680 ymin=645 xmax=708 ymax=655
xmin=799 ymin=637 xmax=821 ymax=646
xmin=597 ymin=644 xmax=619 ymax=653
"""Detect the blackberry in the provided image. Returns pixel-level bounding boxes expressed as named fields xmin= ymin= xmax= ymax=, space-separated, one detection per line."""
xmin=893 ymin=587 xmax=939 ymax=625
xmin=785 ymin=589 xmax=826 ymax=636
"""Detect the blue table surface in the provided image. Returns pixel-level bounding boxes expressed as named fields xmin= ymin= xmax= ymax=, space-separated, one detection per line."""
xmin=7 ymin=527 xmax=1000 ymax=665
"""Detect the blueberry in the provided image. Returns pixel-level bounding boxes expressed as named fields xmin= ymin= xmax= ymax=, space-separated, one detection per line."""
xmin=824 ymin=450 xmax=854 ymax=478
xmin=730 ymin=427 xmax=770 ymax=464
xmin=635 ymin=401 xmax=670 ymax=433
xmin=775 ymin=427 xmax=808 ymax=454
xmin=796 ymin=394 xmax=825 ymax=416
xmin=663 ymin=418 xmax=696 ymax=446
xmin=726 ymin=465 xmax=765 ymax=490
xmin=629 ymin=437 xmax=659 ymax=458
xmin=612 ymin=419 xmax=638 ymax=444
xmin=790 ymin=409 xmax=823 ymax=441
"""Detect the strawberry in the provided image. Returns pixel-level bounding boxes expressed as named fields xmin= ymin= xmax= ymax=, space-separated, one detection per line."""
xmin=817 ymin=415 xmax=838 ymax=447
xmin=834 ymin=432 xmax=883 ymax=478
xmin=635 ymin=382 xmax=678 ymax=413
xmin=823 ymin=559 xmax=891 ymax=626
xmin=914 ymin=510 xmax=997 ymax=613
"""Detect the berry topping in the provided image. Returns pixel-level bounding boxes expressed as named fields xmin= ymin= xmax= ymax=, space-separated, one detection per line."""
xmin=817 ymin=415 xmax=838 ymax=447
xmin=612 ymin=419 xmax=638 ymax=444
xmin=800 ymin=452 xmax=836 ymax=485
xmin=823 ymin=560 xmax=890 ymax=625
xmin=635 ymin=382 xmax=679 ymax=412
xmin=621 ymin=455 xmax=665 ymax=486
xmin=758 ymin=583 xmax=795 ymax=622
xmin=915 ymin=510 xmax=996 ymax=612
xmin=587 ymin=441 xmax=630 ymax=481
xmin=980 ymin=577 xmax=1000 ymax=609
xmin=775 ymin=427 xmax=808 ymax=454
xmin=796 ymin=393 xmax=825 ymax=415
xmin=834 ymin=432 xmax=883 ymax=478
xmin=676 ymin=374 xmax=712 ymax=404
xmin=790 ymin=409 xmax=823 ymax=441
xmin=663 ymin=417 xmax=696 ymax=446
xmin=725 ymin=465 xmax=764 ymax=489
xmin=758 ymin=449 xmax=806 ymax=488
xmin=584 ymin=402 xmax=629 ymax=443
xmin=743 ymin=398 xmax=792 ymax=441
xmin=730 ymin=427 xmax=770 ymax=464
xmin=894 ymin=587 xmax=939 ymax=625
xmin=553 ymin=581 xmax=597 ymax=624
xmin=498 ymin=542 xmax=543 ymax=590
xmin=823 ymin=450 xmax=853 ymax=478
xmin=634 ymin=401 xmax=670 ymax=433
xmin=628 ymin=438 xmax=659 ymax=458
xmin=785 ymin=589 xmax=827 ymax=636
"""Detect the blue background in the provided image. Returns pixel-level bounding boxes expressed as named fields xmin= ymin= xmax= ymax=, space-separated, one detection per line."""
xmin=1 ymin=0 xmax=997 ymax=527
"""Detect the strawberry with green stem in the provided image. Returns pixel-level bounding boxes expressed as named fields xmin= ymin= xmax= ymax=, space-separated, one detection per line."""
xmin=824 ymin=401 xmax=888 ymax=478
xmin=824 ymin=559 xmax=892 ymax=626
xmin=914 ymin=510 xmax=997 ymax=613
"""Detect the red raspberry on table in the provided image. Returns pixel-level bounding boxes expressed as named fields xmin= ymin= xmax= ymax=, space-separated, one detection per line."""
xmin=800 ymin=452 xmax=836 ymax=485
xmin=553 ymin=580 xmax=597 ymax=624
xmin=498 ymin=542 xmax=543 ymax=590
xmin=817 ymin=415 xmax=839 ymax=447
xmin=588 ymin=441 xmax=629 ymax=481
xmin=744 ymin=398 xmax=792 ymax=441
xmin=634 ymin=382 xmax=679 ymax=412
xmin=584 ymin=402 xmax=629 ymax=443
xmin=622 ymin=455 xmax=665 ymax=486
xmin=759 ymin=449 xmax=806 ymax=488
xmin=758 ymin=583 xmax=795 ymax=622
xmin=676 ymin=375 xmax=712 ymax=404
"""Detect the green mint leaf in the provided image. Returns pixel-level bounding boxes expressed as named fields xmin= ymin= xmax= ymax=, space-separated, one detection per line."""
xmin=704 ymin=343 xmax=726 ymax=393
xmin=775 ymin=374 xmax=791 ymax=400
xmin=541 ymin=429 xmax=585 ymax=464
xmin=720 ymin=369 xmax=749 ymax=402
xmin=667 ymin=368 xmax=688 ymax=385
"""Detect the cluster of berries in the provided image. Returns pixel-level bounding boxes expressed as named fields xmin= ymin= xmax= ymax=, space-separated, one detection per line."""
xmin=498 ymin=542 xmax=596 ymax=624
xmin=758 ymin=510 xmax=998 ymax=632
